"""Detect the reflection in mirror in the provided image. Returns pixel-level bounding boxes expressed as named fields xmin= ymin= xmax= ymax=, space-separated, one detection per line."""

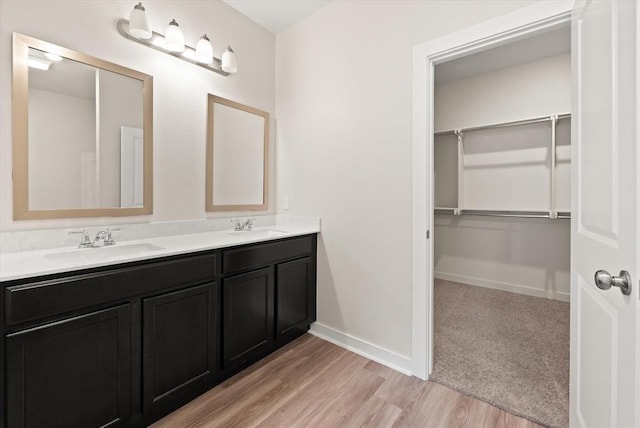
xmin=206 ymin=95 xmax=269 ymax=211
xmin=13 ymin=33 xmax=153 ymax=220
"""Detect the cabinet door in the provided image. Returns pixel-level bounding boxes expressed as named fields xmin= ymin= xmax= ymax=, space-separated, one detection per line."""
xmin=6 ymin=304 xmax=131 ymax=428
xmin=276 ymin=257 xmax=314 ymax=341
xmin=143 ymin=283 xmax=217 ymax=414
xmin=222 ymin=267 xmax=274 ymax=369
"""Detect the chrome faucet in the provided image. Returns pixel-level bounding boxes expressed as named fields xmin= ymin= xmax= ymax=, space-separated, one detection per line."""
xmin=69 ymin=227 xmax=121 ymax=248
xmin=244 ymin=218 xmax=255 ymax=230
xmin=231 ymin=218 xmax=255 ymax=231
xmin=68 ymin=229 xmax=92 ymax=248
xmin=92 ymin=228 xmax=121 ymax=247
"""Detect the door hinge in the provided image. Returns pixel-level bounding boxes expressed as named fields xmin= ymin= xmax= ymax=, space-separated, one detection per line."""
xmin=426 ymin=229 xmax=430 ymax=239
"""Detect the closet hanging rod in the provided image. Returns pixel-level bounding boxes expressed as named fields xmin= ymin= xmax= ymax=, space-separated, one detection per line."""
xmin=462 ymin=209 xmax=551 ymax=219
xmin=434 ymin=113 xmax=572 ymax=137
xmin=434 ymin=208 xmax=572 ymax=219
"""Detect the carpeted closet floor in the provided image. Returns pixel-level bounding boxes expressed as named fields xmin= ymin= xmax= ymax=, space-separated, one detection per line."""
xmin=431 ymin=279 xmax=570 ymax=428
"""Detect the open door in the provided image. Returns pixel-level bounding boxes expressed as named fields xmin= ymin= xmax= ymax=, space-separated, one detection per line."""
xmin=571 ymin=1 xmax=638 ymax=427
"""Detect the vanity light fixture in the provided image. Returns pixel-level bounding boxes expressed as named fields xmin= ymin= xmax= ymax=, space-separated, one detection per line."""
xmin=117 ymin=2 xmax=237 ymax=76
xmin=195 ymin=34 xmax=214 ymax=64
xmin=221 ymin=46 xmax=238 ymax=73
xmin=128 ymin=2 xmax=152 ymax=39
xmin=27 ymin=56 xmax=51 ymax=70
xmin=164 ymin=19 xmax=185 ymax=52
xmin=43 ymin=52 xmax=63 ymax=62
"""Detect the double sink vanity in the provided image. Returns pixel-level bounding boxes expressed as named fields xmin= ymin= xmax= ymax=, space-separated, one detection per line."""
xmin=0 ymin=220 xmax=319 ymax=427
xmin=4 ymin=22 xmax=309 ymax=428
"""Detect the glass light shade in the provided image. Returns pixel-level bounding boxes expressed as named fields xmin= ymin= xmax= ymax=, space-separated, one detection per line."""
xmin=221 ymin=46 xmax=238 ymax=73
xmin=164 ymin=19 xmax=185 ymax=52
xmin=195 ymin=34 xmax=213 ymax=64
xmin=129 ymin=2 xmax=152 ymax=39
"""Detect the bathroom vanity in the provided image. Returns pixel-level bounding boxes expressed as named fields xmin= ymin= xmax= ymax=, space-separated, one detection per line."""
xmin=0 ymin=229 xmax=318 ymax=427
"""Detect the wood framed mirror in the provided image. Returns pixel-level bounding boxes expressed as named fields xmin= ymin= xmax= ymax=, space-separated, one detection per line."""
xmin=206 ymin=94 xmax=269 ymax=211
xmin=12 ymin=33 xmax=153 ymax=220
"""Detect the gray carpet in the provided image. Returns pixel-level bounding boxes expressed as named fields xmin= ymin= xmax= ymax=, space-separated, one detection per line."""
xmin=430 ymin=279 xmax=570 ymax=428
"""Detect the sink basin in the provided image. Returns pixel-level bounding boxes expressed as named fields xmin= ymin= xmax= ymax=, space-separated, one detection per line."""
xmin=226 ymin=229 xmax=286 ymax=239
xmin=44 ymin=243 xmax=165 ymax=261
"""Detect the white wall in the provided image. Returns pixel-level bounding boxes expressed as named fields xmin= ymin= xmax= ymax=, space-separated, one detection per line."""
xmin=435 ymin=54 xmax=571 ymax=131
xmin=0 ymin=0 xmax=275 ymax=230
xmin=433 ymin=54 xmax=571 ymax=301
xmin=28 ymin=88 xmax=95 ymax=209
xmin=275 ymin=0 xmax=537 ymax=359
xmin=98 ymin=69 xmax=144 ymax=208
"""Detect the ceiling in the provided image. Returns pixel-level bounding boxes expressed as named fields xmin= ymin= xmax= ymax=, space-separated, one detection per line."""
xmin=435 ymin=25 xmax=571 ymax=85
xmin=29 ymin=48 xmax=96 ymax=100
xmin=223 ymin=0 xmax=332 ymax=33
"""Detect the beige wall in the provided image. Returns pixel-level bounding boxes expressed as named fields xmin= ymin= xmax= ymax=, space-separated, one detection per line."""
xmin=275 ymin=0 xmax=537 ymax=357
xmin=0 ymin=0 xmax=275 ymax=230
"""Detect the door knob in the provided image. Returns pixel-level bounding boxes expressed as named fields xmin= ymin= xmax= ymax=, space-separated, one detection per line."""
xmin=594 ymin=270 xmax=632 ymax=295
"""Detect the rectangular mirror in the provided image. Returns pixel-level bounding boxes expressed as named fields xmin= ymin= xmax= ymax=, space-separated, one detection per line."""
xmin=12 ymin=33 xmax=153 ymax=220
xmin=206 ymin=94 xmax=269 ymax=211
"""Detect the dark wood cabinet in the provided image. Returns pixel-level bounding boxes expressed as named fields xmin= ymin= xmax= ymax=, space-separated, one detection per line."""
xmin=142 ymin=282 xmax=218 ymax=416
xmin=276 ymin=257 xmax=315 ymax=341
xmin=2 ymin=233 xmax=317 ymax=428
xmin=222 ymin=267 xmax=274 ymax=369
xmin=220 ymin=235 xmax=317 ymax=374
xmin=6 ymin=304 xmax=132 ymax=428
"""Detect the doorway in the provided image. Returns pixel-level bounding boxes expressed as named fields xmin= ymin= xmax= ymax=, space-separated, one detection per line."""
xmin=410 ymin=3 xmax=574 ymax=426
xmin=413 ymin=3 xmax=638 ymax=428
xmin=410 ymin=1 xmax=573 ymax=381
xmin=427 ymin=23 xmax=571 ymax=428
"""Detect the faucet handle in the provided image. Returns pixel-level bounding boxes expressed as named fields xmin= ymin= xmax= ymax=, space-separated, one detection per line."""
xmin=104 ymin=227 xmax=121 ymax=246
xmin=230 ymin=218 xmax=243 ymax=231
xmin=245 ymin=217 xmax=256 ymax=230
xmin=69 ymin=229 xmax=92 ymax=248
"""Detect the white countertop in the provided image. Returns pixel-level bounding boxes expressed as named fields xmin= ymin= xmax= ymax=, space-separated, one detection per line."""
xmin=0 ymin=224 xmax=319 ymax=282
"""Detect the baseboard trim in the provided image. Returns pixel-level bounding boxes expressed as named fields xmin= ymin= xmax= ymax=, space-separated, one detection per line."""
xmin=434 ymin=271 xmax=570 ymax=302
xmin=308 ymin=322 xmax=413 ymax=376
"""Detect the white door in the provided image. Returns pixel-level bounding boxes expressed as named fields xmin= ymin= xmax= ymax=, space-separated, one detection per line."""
xmin=571 ymin=1 xmax=638 ymax=427
xmin=120 ymin=126 xmax=144 ymax=208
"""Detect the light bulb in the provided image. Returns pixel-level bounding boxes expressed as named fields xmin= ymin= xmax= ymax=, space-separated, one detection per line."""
xmin=221 ymin=46 xmax=238 ymax=73
xmin=164 ymin=19 xmax=184 ymax=52
xmin=195 ymin=34 xmax=213 ymax=64
xmin=129 ymin=2 xmax=152 ymax=40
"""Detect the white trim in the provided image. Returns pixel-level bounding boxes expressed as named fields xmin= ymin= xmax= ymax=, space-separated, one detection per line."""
xmin=411 ymin=0 xmax=573 ymax=380
xmin=635 ymin=4 xmax=640 ymax=426
xmin=308 ymin=322 xmax=413 ymax=376
xmin=434 ymin=271 xmax=570 ymax=303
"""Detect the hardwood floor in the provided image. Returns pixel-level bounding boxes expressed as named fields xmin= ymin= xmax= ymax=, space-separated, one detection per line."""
xmin=151 ymin=334 xmax=541 ymax=428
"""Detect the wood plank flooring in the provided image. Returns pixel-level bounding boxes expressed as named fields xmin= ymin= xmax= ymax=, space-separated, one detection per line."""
xmin=151 ymin=334 xmax=541 ymax=428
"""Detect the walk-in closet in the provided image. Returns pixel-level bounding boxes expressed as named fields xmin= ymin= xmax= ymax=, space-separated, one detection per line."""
xmin=430 ymin=26 xmax=571 ymax=428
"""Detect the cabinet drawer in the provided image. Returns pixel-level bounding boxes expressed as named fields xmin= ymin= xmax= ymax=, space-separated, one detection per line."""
xmin=5 ymin=254 xmax=216 ymax=327
xmin=222 ymin=236 xmax=313 ymax=274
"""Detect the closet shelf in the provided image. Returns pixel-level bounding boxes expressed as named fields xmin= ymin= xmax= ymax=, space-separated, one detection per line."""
xmin=434 ymin=112 xmax=571 ymax=219
xmin=434 ymin=208 xmax=571 ymax=219
xmin=434 ymin=113 xmax=571 ymax=136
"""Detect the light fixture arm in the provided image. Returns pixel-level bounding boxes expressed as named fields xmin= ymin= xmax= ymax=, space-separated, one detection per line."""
xmin=116 ymin=19 xmax=230 ymax=76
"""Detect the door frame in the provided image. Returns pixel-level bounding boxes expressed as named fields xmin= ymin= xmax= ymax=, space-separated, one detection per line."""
xmin=411 ymin=0 xmax=573 ymax=380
